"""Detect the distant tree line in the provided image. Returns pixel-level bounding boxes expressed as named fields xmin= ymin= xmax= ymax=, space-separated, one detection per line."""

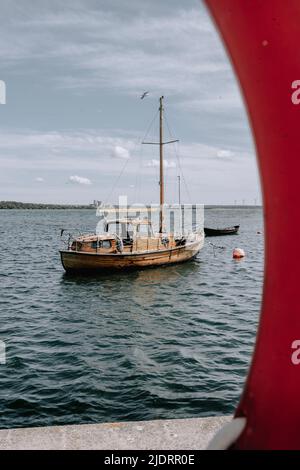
xmin=0 ymin=201 xmax=261 ymax=210
xmin=0 ymin=201 xmax=95 ymax=209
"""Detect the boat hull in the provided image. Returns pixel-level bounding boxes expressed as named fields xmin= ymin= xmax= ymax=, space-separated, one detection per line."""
xmin=204 ymin=225 xmax=239 ymax=236
xmin=60 ymin=239 xmax=203 ymax=273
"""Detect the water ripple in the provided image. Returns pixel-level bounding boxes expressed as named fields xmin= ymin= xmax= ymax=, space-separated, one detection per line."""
xmin=0 ymin=208 xmax=263 ymax=428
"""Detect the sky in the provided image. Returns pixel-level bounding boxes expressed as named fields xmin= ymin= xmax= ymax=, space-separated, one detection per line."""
xmin=0 ymin=0 xmax=261 ymax=205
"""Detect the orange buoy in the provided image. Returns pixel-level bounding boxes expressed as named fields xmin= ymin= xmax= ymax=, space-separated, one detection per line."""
xmin=233 ymin=248 xmax=245 ymax=259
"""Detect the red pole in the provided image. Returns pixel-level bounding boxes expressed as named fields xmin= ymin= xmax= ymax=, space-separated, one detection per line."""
xmin=204 ymin=0 xmax=300 ymax=449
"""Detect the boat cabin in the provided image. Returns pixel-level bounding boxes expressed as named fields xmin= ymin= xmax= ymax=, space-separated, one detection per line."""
xmin=70 ymin=234 xmax=117 ymax=253
xmin=69 ymin=217 xmax=188 ymax=254
xmin=104 ymin=218 xmax=154 ymax=243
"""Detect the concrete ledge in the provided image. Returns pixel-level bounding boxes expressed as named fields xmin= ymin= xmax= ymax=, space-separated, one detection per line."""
xmin=0 ymin=416 xmax=231 ymax=450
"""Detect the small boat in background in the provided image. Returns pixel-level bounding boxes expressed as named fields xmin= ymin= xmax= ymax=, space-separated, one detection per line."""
xmin=204 ymin=225 xmax=240 ymax=237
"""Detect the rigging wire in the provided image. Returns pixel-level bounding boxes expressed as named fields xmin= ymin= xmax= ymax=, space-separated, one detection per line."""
xmin=134 ymin=108 xmax=160 ymax=203
xmin=134 ymin=142 xmax=143 ymax=203
xmin=103 ymin=157 xmax=130 ymax=205
xmin=142 ymin=108 xmax=160 ymax=143
xmin=103 ymin=104 xmax=189 ymax=207
xmin=103 ymin=108 xmax=160 ymax=205
xmin=164 ymin=110 xmax=193 ymax=204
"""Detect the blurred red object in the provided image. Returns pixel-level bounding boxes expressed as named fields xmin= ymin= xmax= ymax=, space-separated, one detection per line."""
xmin=205 ymin=0 xmax=300 ymax=449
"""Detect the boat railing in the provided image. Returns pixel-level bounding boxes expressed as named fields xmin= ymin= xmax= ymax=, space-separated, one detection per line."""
xmin=60 ymin=229 xmax=96 ymax=250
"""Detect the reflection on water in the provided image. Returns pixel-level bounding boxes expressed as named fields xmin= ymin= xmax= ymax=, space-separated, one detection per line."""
xmin=0 ymin=208 xmax=263 ymax=429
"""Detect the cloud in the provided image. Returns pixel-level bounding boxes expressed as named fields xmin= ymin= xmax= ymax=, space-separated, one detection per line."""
xmin=35 ymin=176 xmax=44 ymax=182
xmin=69 ymin=175 xmax=92 ymax=185
xmin=0 ymin=128 xmax=259 ymax=204
xmin=0 ymin=2 xmax=235 ymax=108
xmin=0 ymin=1 xmax=260 ymax=204
xmin=111 ymin=145 xmax=130 ymax=159
xmin=145 ymin=159 xmax=176 ymax=169
xmin=217 ymin=149 xmax=235 ymax=158
xmin=0 ymin=1 xmax=252 ymax=156
xmin=0 ymin=128 xmax=252 ymax=173
xmin=0 ymin=129 xmax=138 ymax=170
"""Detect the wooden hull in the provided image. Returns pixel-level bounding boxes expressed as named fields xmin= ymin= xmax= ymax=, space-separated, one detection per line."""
xmin=60 ymin=238 xmax=203 ymax=273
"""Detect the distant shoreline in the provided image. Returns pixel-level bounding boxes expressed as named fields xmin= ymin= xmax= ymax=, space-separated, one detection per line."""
xmin=0 ymin=201 xmax=262 ymax=210
xmin=0 ymin=201 xmax=95 ymax=209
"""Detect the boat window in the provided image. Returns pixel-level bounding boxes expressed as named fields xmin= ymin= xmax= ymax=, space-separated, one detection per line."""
xmin=137 ymin=224 xmax=151 ymax=236
xmin=91 ymin=241 xmax=98 ymax=249
xmin=125 ymin=224 xmax=134 ymax=239
xmin=102 ymin=240 xmax=111 ymax=249
xmin=107 ymin=222 xmax=133 ymax=239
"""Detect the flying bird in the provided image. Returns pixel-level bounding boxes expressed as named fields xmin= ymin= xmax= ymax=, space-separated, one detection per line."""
xmin=140 ymin=91 xmax=149 ymax=100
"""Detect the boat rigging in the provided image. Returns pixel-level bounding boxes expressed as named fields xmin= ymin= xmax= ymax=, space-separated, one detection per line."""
xmin=59 ymin=96 xmax=204 ymax=272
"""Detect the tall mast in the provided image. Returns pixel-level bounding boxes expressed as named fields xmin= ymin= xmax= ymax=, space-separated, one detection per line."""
xmin=142 ymin=95 xmax=179 ymax=234
xmin=159 ymin=96 xmax=164 ymax=233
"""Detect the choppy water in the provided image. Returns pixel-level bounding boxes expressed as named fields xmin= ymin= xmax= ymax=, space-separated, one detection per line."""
xmin=0 ymin=207 xmax=263 ymax=429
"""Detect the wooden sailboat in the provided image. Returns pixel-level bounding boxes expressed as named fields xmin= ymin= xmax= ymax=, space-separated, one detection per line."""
xmin=60 ymin=96 xmax=204 ymax=272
